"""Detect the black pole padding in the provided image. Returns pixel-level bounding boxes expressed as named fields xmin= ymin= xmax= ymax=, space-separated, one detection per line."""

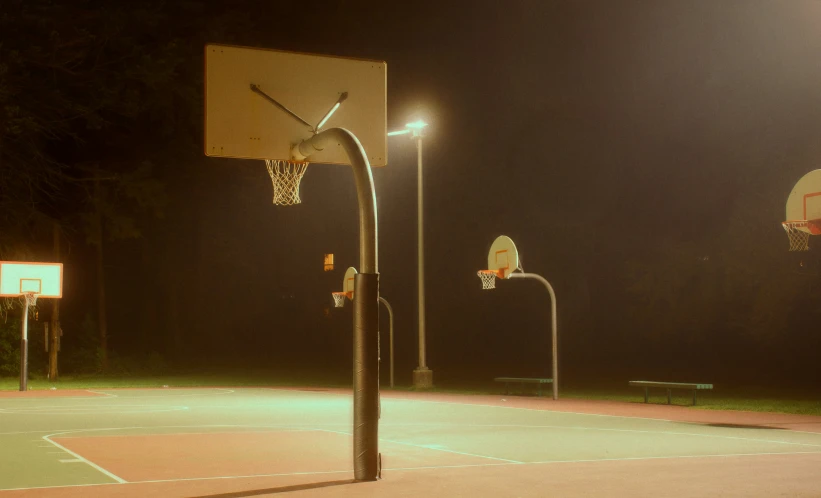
xmin=352 ymin=272 xmax=380 ymax=481
xmin=19 ymin=338 xmax=27 ymax=392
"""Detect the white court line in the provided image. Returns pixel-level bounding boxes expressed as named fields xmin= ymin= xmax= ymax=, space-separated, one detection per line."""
xmin=54 ymin=429 xmax=317 ymax=439
xmin=380 ymin=422 xmax=821 ymax=449
xmin=0 ymin=406 xmax=189 ymax=415
xmin=88 ymin=388 xmax=235 ymax=399
xmin=5 ymin=420 xmax=819 ymax=453
xmin=0 ymin=425 xmax=256 ymax=438
xmin=1 ymin=429 xmax=86 ymax=435
xmin=59 ymin=459 xmax=82 ymax=463
xmin=318 ymin=428 xmax=522 ymax=464
xmin=42 ymin=433 xmax=126 ymax=484
xmin=269 ymin=387 xmax=821 ymax=439
xmin=0 ymin=403 xmax=188 ymax=414
xmin=0 ymin=391 xmax=117 ymax=402
xmin=3 ymin=449 xmax=821 ymax=493
xmin=9 ymin=419 xmax=818 ymax=453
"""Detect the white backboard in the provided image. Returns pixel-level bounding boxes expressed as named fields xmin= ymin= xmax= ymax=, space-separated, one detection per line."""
xmin=487 ymin=236 xmax=521 ymax=279
xmin=786 ymin=169 xmax=821 ymax=234
xmin=343 ymin=267 xmax=358 ymax=298
xmin=205 ymin=44 xmax=387 ymax=166
xmin=0 ymin=262 xmax=63 ymax=297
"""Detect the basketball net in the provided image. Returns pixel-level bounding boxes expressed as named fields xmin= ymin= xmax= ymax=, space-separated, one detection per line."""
xmin=266 ymin=159 xmax=308 ymax=205
xmin=782 ymin=221 xmax=812 ymax=251
xmin=332 ymin=292 xmax=348 ymax=308
xmin=20 ymin=292 xmax=38 ymax=308
xmin=477 ymin=270 xmax=499 ymax=290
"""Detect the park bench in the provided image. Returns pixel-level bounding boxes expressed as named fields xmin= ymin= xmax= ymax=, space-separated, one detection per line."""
xmin=629 ymin=381 xmax=713 ymax=406
xmin=495 ymin=377 xmax=553 ymax=397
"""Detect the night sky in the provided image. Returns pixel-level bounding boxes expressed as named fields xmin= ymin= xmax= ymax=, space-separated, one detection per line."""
xmin=7 ymin=0 xmax=821 ymax=388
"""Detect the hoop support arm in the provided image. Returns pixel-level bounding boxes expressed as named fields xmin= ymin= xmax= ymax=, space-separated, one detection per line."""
xmin=293 ymin=129 xmax=377 ymax=273
xmin=509 ymin=272 xmax=559 ymax=400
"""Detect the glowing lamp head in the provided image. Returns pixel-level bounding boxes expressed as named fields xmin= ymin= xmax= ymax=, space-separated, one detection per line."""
xmin=387 ymin=119 xmax=429 ymax=138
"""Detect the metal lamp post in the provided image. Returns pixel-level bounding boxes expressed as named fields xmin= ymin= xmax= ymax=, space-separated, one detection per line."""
xmin=388 ymin=120 xmax=432 ymax=388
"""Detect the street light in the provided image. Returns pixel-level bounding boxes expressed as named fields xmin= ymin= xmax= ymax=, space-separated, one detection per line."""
xmin=388 ymin=119 xmax=432 ymax=388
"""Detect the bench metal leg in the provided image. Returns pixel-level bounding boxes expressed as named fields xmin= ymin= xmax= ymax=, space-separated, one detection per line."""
xmin=644 ymin=387 xmax=648 ymax=403
xmin=693 ymin=390 xmax=697 ymax=406
xmin=504 ymin=383 xmax=509 ymax=395
xmin=667 ymin=389 xmax=671 ymax=405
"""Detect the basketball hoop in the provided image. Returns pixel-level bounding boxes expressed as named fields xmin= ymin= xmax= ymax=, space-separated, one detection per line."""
xmin=20 ymin=292 xmax=38 ymax=308
xmin=265 ymin=159 xmax=308 ymax=205
xmin=477 ymin=270 xmax=501 ymax=290
xmin=782 ymin=221 xmax=818 ymax=251
xmin=332 ymin=292 xmax=350 ymax=308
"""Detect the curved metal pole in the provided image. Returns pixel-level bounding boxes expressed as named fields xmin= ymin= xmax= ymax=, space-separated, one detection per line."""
xmin=295 ymin=128 xmax=380 ymax=481
xmin=295 ymin=129 xmax=377 ymax=273
xmin=378 ymin=296 xmax=394 ymax=388
xmin=508 ymin=272 xmax=558 ymax=400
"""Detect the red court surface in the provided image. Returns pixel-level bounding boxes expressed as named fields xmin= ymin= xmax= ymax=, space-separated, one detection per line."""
xmin=51 ymin=430 xmax=495 ymax=481
xmin=2 ymin=453 xmax=820 ymax=497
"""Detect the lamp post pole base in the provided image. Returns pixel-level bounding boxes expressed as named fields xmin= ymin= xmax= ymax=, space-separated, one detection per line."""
xmin=413 ymin=367 xmax=433 ymax=389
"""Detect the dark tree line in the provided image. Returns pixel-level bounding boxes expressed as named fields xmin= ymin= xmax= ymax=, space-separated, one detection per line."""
xmin=0 ymin=1 xmax=819 ymax=387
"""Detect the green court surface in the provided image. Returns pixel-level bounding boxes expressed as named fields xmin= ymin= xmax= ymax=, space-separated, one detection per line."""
xmin=1 ymin=388 xmax=820 ymax=497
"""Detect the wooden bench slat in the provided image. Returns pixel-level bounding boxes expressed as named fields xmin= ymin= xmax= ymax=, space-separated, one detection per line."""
xmin=629 ymin=380 xmax=713 ymax=406
xmin=494 ymin=377 xmax=553 ymax=397
xmin=629 ymin=381 xmax=713 ymax=390
xmin=495 ymin=377 xmax=553 ymax=384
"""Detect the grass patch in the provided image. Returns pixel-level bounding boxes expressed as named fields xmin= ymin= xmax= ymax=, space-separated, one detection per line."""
xmin=2 ymin=373 xmax=819 ymax=416
xmin=559 ymin=386 xmax=821 ymax=416
xmin=0 ymin=369 xmax=351 ymax=391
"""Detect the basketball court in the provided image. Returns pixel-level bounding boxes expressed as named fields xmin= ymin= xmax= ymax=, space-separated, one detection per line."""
xmin=1 ymin=387 xmax=820 ymax=497
xmin=2 ymin=39 xmax=819 ymax=497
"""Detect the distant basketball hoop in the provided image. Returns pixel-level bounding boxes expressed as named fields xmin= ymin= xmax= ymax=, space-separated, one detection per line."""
xmin=783 ymin=170 xmax=821 ymax=251
xmin=477 ymin=270 xmax=502 ymax=290
xmin=474 ymin=237 xmax=559 ymax=401
xmin=331 ymin=267 xmax=357 ymax=308
xmin=0 ymin=261 xmax=63 ymax=392
xmin=332 ymin=292 xmax=349 ymax=308
xmin=782 ymin=221 xmax=819 ymax=251
xmin=476 ymin=236 xmax=520 ymax=290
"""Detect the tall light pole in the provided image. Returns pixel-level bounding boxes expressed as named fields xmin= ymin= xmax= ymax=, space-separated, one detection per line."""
xmin=388 ymin=119 xmax=432 ymax=388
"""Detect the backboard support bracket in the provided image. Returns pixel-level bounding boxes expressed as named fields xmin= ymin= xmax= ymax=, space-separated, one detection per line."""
xmin=250 ymin=84 xmax=315 ymax=132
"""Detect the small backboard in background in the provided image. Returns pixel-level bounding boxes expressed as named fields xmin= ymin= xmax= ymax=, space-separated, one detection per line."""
xmin=786 ymin=169 xmax=821 ymax=234
xmin=343 ymin=267 xmax=357 ymax=299
xmin=487 ymin=236 xmax=521 ymax=279
xmin=0 ymin=262 xmax=63 ymax=297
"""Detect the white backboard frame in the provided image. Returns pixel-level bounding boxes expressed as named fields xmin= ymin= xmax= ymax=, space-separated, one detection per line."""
xmin=343 ymin=267 xmax=358 ymax=299
xmin=204 ymin=44 xmax=387 ymax=166
xmin=786 ymin=169 xmax=821 ymax=234
xmin=0 ymin=261 xmax=63 ymax=298
xmin=487 ymin=236 xmax=521 ymax=279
